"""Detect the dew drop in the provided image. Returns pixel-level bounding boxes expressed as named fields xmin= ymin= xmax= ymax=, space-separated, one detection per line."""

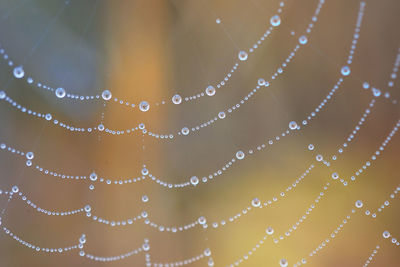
xmin=208 ymin=258 xmax=214 ymax=267
xmin=181 ymin=127 xmax=190 ymax=135
xmin=331 ymin=172 xmax=339 ymax=180
xmin=89 ymin=172 xmax=98 ymax=181
xmin=205 ymin=85 xmax=216 ymax=96
xmin=204 ymin=248 xmax=211 ymax=256
xmin=383 ymin=231 xmax=390 ymax=239
xmin=270 ymin=15 xmax=281 ymax=27
xmin=79 ymin=236 xmax=86 ymax=244
xmin=101 ymin=90 xmax=112 ymax=101
xmin=0 ymin=91 xmax=5 ymax=99
xmin=238 ymin=50 xmax=248 ymax=61
xmin=13 ymin=66 xmax=24 ymax=79
xmin=289 ymin=121 xmax=298 ymax=130
xmin=97 ymin=124 xmax=105 ymax=131
xmin=142 ymin=243 xmax=150 ymax=251
xmin=142 ymin=195 xmax=149 ymax=203
xmin=251 ymin=198 xmax=261 ymax=207
xmin=216 ymin=18 xmax=221 ymax=24
xmin=372 ymin=88 xmax=381 ymax=97
xmin=316 ymin=154 xmax=323 ymax=161
xmin=141 ymin=168 xmax=149 ymax=176
xmin=26 ymin=152 xmax=34 ymax=160
xmin=279 ymin=258 xmax=288 ymax=267
xmin=190 ymin=176 xmax=199 ymax=186
xmin=341 ymin=66 xmax=351 ymax=76
xmin=266 ymin=226 xmax=274 ymax=235
xmin=258 ymin=78 xmax=266 ymax=86
xmin=308 ymin=144 xmax=314 ymax=151
xmin=236 ymin=150 xmax=245 ymax=160
xmin=218 ymin=111 xmax=226 ymax=119
xmin=12 ymin=185 xmax=19 ymax=193
xmin=172 ymin=94 xmax=182 ymax=104
xmin=355 ymin=200 xmax=363 ymax=208
xmin=299 ymin=35 xmax=308 ymax=45
xmin=84 ymin=205 xmax=91 ymax=212
xmin=45 ymin=113 xmax=52 ymax=121
xmin=198 ymin=216 xmax=207 ymax=225
xmin=139 ymin=101 xmax=150 ymax=112
xmin=55 ymin=87 xmax=66 ymax=98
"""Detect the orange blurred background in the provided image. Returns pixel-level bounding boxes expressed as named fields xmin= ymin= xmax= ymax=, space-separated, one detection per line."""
xmin=0 ymin=0 xmax=399 ymax=266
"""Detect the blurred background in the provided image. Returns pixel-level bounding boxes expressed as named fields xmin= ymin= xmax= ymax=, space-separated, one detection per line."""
xmin=0 ymin=0 xmax=399 ymax=266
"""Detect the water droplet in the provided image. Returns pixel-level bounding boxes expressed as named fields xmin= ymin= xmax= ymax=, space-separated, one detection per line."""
xmin=216 ymin=18 xmax=221 ymax=24
xmin=205 ymin=85 xmax=216 ymax=96
xmin=331 ymin=173 xmax=339 ymax=180
xmin=258 ymin=78 xmax=266 ymax=86
xmin=270 ymin=15 xmax=281 ymax=27
xmin=79 ymin=236 xmax=86 ymax=244
xmin=0 ymin=91 xmax=5 ymax=99
xmin=383 ymin=231 xmax=390 ymax=239
xmin=208 ymin=258 xmax=214 ymax=267
xmin=45 ymin=113 xmax=52 ymax=121
xmin=251 ymin=198 xmax=261 ymax=207
xmin=26 ymin=152 xmax=34 ymax=160
xmin=142 ymin=195 xmax=149 ymax=203
xmin=141 ymin=168 xmax=149 ymax=176
xmin=55 ymin=87 xmax=66 ymax=98
xmin=198 ymin=216 xmax=207 ymax=225
xmin=236 ymin=150 xmax=245 ymax=160
xmin=372 ymin=88 xmax=381 ymax=97
xmin=172 ymin=94 xmax=182 ymax=104
xmin=101 ymin=90 xmax=112 ymax=101
xmin=289 ymin=121 xmax=298 ymax=130
xmin=316 ymin=154 xmax=323 ymax=161
xmin=142 ymin=243 xmax=150 ymax=251
xmin=13 ymin=66 xmax=24 ymax=79
xmin=139 ymin=101 xmax=150 ymax=112
xmin=308 ymin=144 xmax=314 ymax=151
xmin=341 ymin=66 xmax=351 ymax=76
xmin=299 ymin=35 xmax=308 ymax=45
xmin=363 ymin=82 xmax=370 ymax=89
xmin=190 ymin=176 xmax=199 ymax=186
xmin=355 ymin=200 xmax=363 ymax=208
xmin=279 ymin=258 xmax=288 ymax=267
xmin=238 ymin=50 xmax=248 ymax=61
xmin=204 ymin=248 xmax=211 ymax=256
xmin=84 ymin=205 xmax=91 ymax=212
xmin=181 ymin=127 xmax=189 ymax=135
xmin=218 ymin=111 xmax=226 ymax=119
xmin=11 ymin=185 xmax=19 ymax=193
xmin=97 ymin=124 xmax=105 ymax=131
xmin=89 ymin=172 xmax=97 ymax=181
xmin=266 ymin=226 xmax=274 ymax=235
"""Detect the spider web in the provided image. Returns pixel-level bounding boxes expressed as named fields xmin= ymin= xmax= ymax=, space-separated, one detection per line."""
xmin=0 ymin=0 xmax=399 ymax=266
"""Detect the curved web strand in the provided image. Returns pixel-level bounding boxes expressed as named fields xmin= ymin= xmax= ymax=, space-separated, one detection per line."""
xmin=0 ymin=1 xmax=290 ymax=111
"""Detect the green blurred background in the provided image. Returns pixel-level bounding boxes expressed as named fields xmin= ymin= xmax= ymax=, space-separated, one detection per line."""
xmin=0 ymin=0 xmax=399 ymax=266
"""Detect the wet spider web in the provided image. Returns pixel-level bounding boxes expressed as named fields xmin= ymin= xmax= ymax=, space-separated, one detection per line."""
xmin=0 ymin=0 xmax=399 ymax=266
